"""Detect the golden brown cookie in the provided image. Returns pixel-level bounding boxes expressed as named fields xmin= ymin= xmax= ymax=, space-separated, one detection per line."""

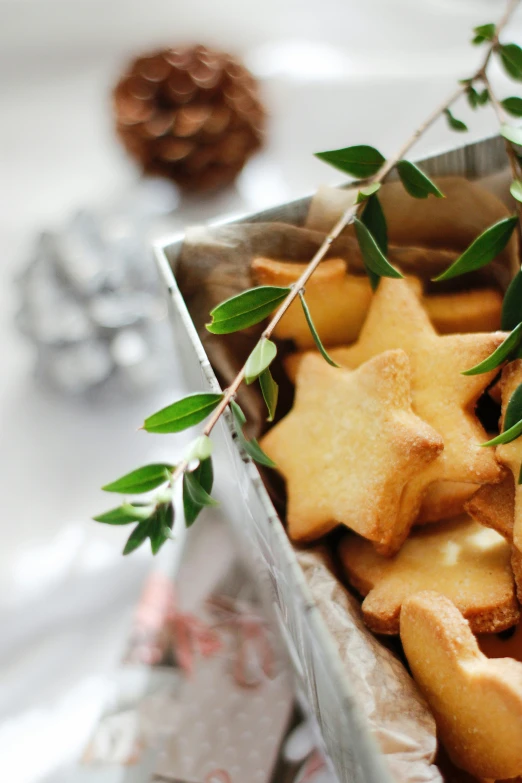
xmin=251 ymin=257 xmax=372 ymax=349
xmin=465 ymin=473 xmax=515 ymax=541
xmin=260 ymin=349 xmax=443 ymax=547
xmin=288 ymin=278 xmax=505 ymax=550
xmin=401 ymin=591 xmax=522 ymax=780
xmin=416 ymin=481 xmax=480 ymax=525
xmin=465 ymin=470 xmax=522 ymax=606
xmin=496 ymin=361 xmax=522 ymax=555
xmin=423 ymin=288 xmax=502 ymax=335
xmin=286 ymin=278 xmax=504 ymax=484
xmin=339 ymin=515 xmax=519 ymax=635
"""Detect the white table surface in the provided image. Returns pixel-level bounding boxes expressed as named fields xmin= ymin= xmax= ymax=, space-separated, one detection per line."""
xmin=1 ymin=0 xmax=521 ymax=780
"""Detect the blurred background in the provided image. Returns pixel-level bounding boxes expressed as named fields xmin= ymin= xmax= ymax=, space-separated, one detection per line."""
xmin=1 ymin=0 xmax=521 ymax=780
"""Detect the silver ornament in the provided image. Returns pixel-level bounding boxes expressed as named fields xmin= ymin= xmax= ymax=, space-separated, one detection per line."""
xmin=16 ymin=178 xmax=179 ymax=397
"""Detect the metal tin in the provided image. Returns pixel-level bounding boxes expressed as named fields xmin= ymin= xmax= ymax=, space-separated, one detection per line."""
xmin=154 ymin=134 xmax=508 ymax=783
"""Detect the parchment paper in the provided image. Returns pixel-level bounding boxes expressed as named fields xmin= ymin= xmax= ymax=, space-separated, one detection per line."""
xmin=297 ymin=548 xmax=443 ymax=783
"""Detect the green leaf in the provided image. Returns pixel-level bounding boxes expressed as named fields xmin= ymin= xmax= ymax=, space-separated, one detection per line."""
xmin=434 ymin=216 xmax=518 ymax=281
xmin=483 ymin=383 xmax=522 ymax=446
xmin=353 ymin=217 xmax=403 ymax=290
xmin=230 ymin=401 xmax=276 ymax=468
xmin=502 ymin=268 xmax=522 ymax=330
xmin=511 ymin=180 xmax=522 ymax=202
xmin=356 ymin=183 xmax=381 ymax=203
xmin=183 ymin=457 xmax=214 ymax=527
xmin=472 ymin=35 xmax=486 ymax=45
xmin=93 ymin=503 xmax=153 ymax=525
xmin=314 ymin=145 xmax=386 ymax=178
xmin=186 ymin=434 xmax=213 ymax=462
xmin=230 ymin=399 xmax=246 ymax=425
xmin=143 ymin=392 xmax=223 ymax=434
xmin=467 ymin=86 xmax=479 ymax=109
xmin=102 ymin=463 xmax=173 ymax=494
xmin=121 ymin=502 xmax=155 ymax=520
xmin=259 ymin=368 xmax=279 ymax=422
xmin=150 ymin=503 xmax=173 ymax=555
xmin=482 ymin=420 xmax=522 ymax=446
xmin=184 ymin=469 xmax=219 ymax=508
xmin=466 ymin=87 xmax=488 ymax=109
xmin=298 ymin=291 xmax=340 ymax=367
xmin=462 ymin=322 xmax=522 ymax=375
xmin=396 ymin=160 xmax=444 ymax=199
xmin=361 ymin=194 xmax=388 ymax=254
xmin=473 ymin=23 xmax=495 ymax=41
xmin=206 ymin=286 xmax=290 ymax=334
xmin=505 ymin=383 xmax=522 ymax=432
xmin=500 ymin=44 xmax=522 ymax=82
xmin=501 ymin=124 xmax=522 ymax=145
xmin=244 ymin=338 xmax=277 ymax=385
xmin=123 ymin=521 xmax=151 ymax=555
xmin=502 ymin=97 xmax=522 ymax=116
xmin=241 ymin=436 xmax=277 ymax=467
xmin=444 ymin=109 xmax=468 ymax=132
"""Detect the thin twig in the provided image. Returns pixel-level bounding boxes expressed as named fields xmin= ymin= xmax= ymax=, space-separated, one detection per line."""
xmin=493 ymin=0 xmax=519 ymax=47
xmin=170 ymin=0 xmax=518 ymax=491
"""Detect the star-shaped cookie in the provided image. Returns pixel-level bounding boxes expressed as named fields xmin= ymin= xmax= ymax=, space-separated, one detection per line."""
xmin=260 ymin=349 xmax=443 ymax=547
xmin=286 ymin=278 xmax=505 ymax=549
xmin=340 ymin=515 xmax=519 ymax=635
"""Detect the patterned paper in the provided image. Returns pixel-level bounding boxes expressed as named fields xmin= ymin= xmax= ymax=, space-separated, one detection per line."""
xmin=81 ymin=522 xmax=298 ymax=783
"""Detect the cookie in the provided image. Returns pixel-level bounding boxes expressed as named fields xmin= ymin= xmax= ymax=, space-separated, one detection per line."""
xmin=339 ymin=515 xmax=519 ymax=635
xmin=416 ymin=481 xmax=480 ymax=525
xmin=251 ymin=256 xmax=372 ymax=349
xmin=465 ymin=473 xmax=515 ymax=541
xmin=401 ymin=591 xmax=522 ymax=780
xmin=260 ymin=349 xmax=443 ymax=547
xmin=465 ymin=471 xmax=522 ymax=606
xmin=496 ymin=361 xmax=522 ymax=555
xmin=513 ymin=546 xmax=522 ymax=605
xmin=423 ymin=288 xmax=502 ymax=335
xmin=285 ymin=278 xmax=504 ymax=536
xmin=318 ymin=278 xmax=503 ymax=547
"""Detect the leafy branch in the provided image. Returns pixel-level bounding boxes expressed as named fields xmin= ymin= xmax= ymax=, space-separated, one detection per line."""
xmin=95 ymin=0 xmax=522 ymax=554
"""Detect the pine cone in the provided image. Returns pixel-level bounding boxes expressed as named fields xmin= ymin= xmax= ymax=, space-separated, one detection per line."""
xmin=113 ymin=45 xmax=266 ymax=192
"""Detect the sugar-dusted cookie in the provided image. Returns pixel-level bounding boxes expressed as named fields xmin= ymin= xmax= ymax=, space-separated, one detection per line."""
xmin=423 ymin=288 xmax=502 ymax=335
xmin=260 ymin=350 xmax=443 ymax=547
xmin=285 ymin=278 xmax=505 ymax=550
xmin=465 ymin=471 xmax=522 ymax=605
xmin=339 ymin=515 xmax=519 ymax=635
xmin=465 ymin=473 xmax=515 ymax=541
xmin=416 ymin=481 xmax=479 ymax=525
xmin=251 ymin=257 xmax=372 ymax=349
xmin=496 ymin=361 xmax=522 ymax=556
xmin=401 ymin=591 xmax=522 ymax=780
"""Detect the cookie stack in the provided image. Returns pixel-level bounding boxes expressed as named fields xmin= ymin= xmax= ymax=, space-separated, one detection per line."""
xmin=254 ymin=261 xmax=522 ymax=780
